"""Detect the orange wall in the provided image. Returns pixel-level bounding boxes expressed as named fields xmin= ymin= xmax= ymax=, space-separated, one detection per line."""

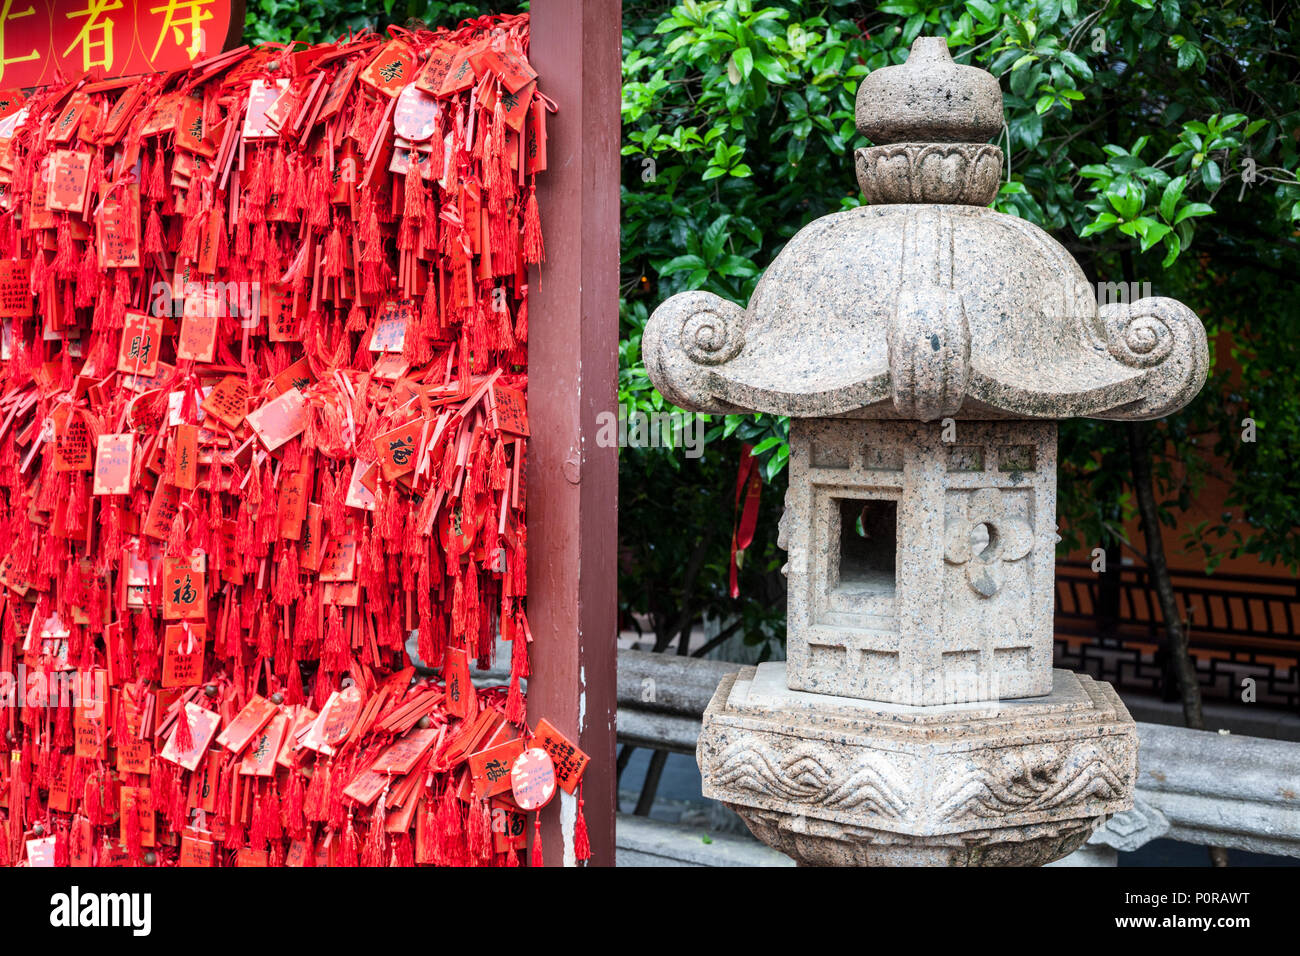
xmin=1063 ymin=330 xmax=1291 ymax=579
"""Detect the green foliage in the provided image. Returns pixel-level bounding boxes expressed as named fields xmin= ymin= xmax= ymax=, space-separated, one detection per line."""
xmin=242 ymin=0 xmax=520 ymax=45
xmin=621 ymin=0 xmax=1300 ymax=645
xmin=622 ymin=0 xmax=876 ymax=496
xmin=618 ymin=413 xmax=788 ymax=658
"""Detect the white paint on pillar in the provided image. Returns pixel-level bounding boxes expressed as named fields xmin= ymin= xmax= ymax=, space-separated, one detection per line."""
xmin=557 ymin=663 xmax=587 ymax=866
xmin=578 ymin=664 xmax=587 ymax=730
xmin=559 ymin=789 xmax=578 ymax=867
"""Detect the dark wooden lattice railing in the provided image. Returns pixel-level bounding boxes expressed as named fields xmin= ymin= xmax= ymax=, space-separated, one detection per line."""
xmin=1053 ymin=560 xmax=1300 ymax=710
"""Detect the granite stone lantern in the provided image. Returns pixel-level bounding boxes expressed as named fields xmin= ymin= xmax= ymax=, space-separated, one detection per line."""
xmin=644 ymin=37 xmax=1208 ymax=866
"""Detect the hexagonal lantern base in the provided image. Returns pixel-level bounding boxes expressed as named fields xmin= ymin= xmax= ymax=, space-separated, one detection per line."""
xmin=698 ymin=662 xmax=1137 ymax=866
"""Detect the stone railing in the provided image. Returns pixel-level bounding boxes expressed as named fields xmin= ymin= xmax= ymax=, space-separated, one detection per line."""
xmin=616 ymin=650 xmax=1300 ymax=866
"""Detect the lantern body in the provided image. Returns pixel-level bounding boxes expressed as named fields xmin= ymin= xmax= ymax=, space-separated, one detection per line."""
xmin=784 ymin=418 xmax=1057 ymax=706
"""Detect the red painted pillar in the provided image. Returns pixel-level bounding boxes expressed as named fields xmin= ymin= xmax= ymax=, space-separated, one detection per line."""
xmin=526 ymin=0 xmax=621 ymax=866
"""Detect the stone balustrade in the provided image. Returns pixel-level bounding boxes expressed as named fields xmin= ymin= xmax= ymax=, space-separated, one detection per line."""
xmin=615 ymin=650 xmax=1300 ymax=865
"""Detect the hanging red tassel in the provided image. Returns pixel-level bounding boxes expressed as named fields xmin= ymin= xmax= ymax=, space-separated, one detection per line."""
xmin=325 ymin=605 xmax=347 ymax=671
xmin=530 ymin=814 xmax=543 ymax=868
xmin=136 ymin=612 xmax=159 ymax=681
xmin=144 ymin=206 xmax=165 ymax=254
xmin=337 ymin=814 xmax=359 ymax=868
xmin=574 ymin=780 xmax=591 ymax=862
xmin=147 ymin=148 xmax=166 ymax=199
xmin=286 ymin=655 xmax=305 ymax=705
xmin=362 ymin=795 xmax=389 ymax=867
xmin=304 ymin=761 xmax=329 ymax=822
xmin=506 ymin=624 xmax=527 ymax=725
xmin=123 ymin=801 xmax=143 ymax=864
xmin=522 ymin=181 xmax=544 ymax=264
xmin=172 ymin=699 xmax=194 ymax=753
xmin=284 ymin=770 xmax=306 ymax=837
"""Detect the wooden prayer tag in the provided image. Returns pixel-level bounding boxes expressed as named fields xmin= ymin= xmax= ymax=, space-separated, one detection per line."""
xmin=201 ymin=375 xmax=249 ymax=428
xmin=52 ymin=406 xmax=92 ymax=472
xmin=246 ymin=388 xmax=307 ymax=451
xmin=531 ymin=717 xmax=590 ymax=794
xmin=92 ymin=433 xmax=133 ymax=496
xmin=216 ymin=695 xmax=279 ymax=755
xmin=0 ymin=260 xmax=32 ymax=317
xmin=160 ymin=704 xmax=221 ymax=771
xmin=359 ymin=39 xmax=417 ymax=98
xmin=117 ymin=312 xmax=164 ymax=377
xmin=469 ymin=737 xmax=525 ymax=799
xmin=162 ymin=555 xmax=206 ymax=621
xmin=161 ymin=622 xmax=206 ymax=688
xmin=510 ymin=747 xmax=557 ymax=811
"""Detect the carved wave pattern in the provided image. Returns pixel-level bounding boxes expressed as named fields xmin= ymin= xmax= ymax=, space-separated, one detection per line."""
xmin=936 ymin=744 xmax=1127 ymax=823
xmin=711 ymin=741 xmax=908 ymax=819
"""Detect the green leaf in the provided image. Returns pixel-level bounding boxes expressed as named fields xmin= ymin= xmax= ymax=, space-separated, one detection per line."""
xmin=1160 ymin=175 xmax=1187 ymax=222
xmin=702 ymin=215 xmax=731 ymax=262
xmin=1201 ymin=158 xmax=1221 ymax=190
xmin=1160 ymin=232 xmax=1182 ymax=267
xmin=752 ymin=54 xmax=785 ymax=84
xmin=659 ymin=254 xmax=706 ymax=275
xmin=901 ymin=12 xmax=926 ymax=45
xmin=1173 ymin=202 xmax=1214 ymax=223
xmin=1105 ymin=180 xmax=1143 ymax=220
xmin=717 ymin=255 xmax=758 ymax=277
xmin=1017 ymin=110 xmax=1043 ymax=148
xmin=1059 ymin=49 xmax=1092 ymax=80
xmin=1080 ymin=214 xmax=1118 ymax=237
xmin=966 ymin=0 xmax=997 ymax=25
xmin=1138 ymin=221 xmax=1171 ymax=252
xmin=731 ymin=47 xmax=754 ymax=81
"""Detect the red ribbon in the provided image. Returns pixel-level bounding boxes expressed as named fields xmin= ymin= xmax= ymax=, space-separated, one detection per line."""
xmin=728 ymin=444 xmax=762 ymax=599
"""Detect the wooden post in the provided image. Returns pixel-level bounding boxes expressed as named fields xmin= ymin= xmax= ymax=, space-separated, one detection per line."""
xmin=526 ymin=0 xmax=621 ymax=865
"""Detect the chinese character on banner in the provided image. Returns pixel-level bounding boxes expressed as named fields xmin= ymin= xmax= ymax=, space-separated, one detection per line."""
xmin=4 ymin=0 xmax=237 ymax=87
xmin=62 ymin=0 xmax=124 ymax=73
xmin=0 ymin=0 xmax=41 ymax=84
xmin=144 ymin=0 xmax=215 ymax=60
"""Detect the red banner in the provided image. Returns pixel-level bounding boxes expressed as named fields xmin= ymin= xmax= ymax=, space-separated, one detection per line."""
xmin=0 ymin=0 xmax=242 ymax=88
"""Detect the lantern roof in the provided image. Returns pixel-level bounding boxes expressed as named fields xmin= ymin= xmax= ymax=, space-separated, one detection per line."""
xmin=644 ymin=37 xmax=1207 ymax=423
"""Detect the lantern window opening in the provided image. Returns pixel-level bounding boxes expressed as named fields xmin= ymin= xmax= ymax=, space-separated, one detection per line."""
xmin=832 ymin=495 xmax=897 ymax=602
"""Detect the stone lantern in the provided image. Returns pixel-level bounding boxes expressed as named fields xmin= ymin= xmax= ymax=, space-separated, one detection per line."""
xmin=643 ymin=37 xmax=1208 ymax=866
